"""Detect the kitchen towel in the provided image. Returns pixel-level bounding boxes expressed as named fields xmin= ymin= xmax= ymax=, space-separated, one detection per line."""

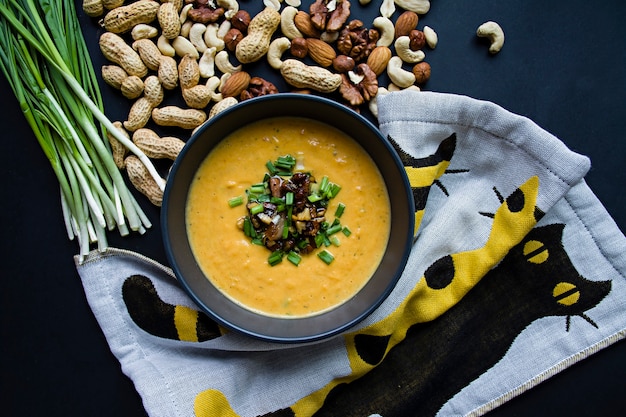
xmin=76 ymin=90 xmax=626 ymax=416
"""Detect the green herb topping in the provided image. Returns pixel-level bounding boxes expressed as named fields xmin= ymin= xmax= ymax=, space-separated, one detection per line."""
xmin=233 ymin=155 xmax=348 ymax=266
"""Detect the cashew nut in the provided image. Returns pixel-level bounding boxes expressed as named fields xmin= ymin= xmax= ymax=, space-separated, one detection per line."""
xmin=373 ymin=16 xmax=394 ymax=47
xmin=263 ymin=0 xmax=281 ymax=11
xmin=380 ymin=0 xmax=395 ymax=18
xmin=386 ymin=56 xmax=416 ymax=88
xmin=189 ymin=23 xmax=208 ymax=53
xmin=204 ymin=23 xmax=225 ymax=51
xmin=280 ymin=6 xmax=303 ymax=40
xmin=217 ymin=0 xmax=239 ymax=20
xmin=394 ymin=0 xmax=431 ymax=15
xmin=199 ymin=47 xmax=217 ymax=78
xmin=320 ymin=31 xmax=339 ymax=43
xmin=218 ymin=72 xmax=231 ymax=92
xmin=368 ymin=87 xmax=389 ymax=118
xmin=215 ymin=50 xmax=242 ymax=74
xmin=217 ymin=20 xmax=231 ymax=39
xmin=423 ymin=25 xmax=438 ymax=49
xmin=285 ymin=0 xmax=301 ymax=6
xmin=267 ymin=37 xmax=291 ymax=70
xmin=205 ymin=76 xmax=223 ymax=102
xmin=476 ymin=21 xmax=504 ymax=54
xmin=179 ymin=3 xmax=193 ymax=24
xmin=157 ymin=35 xmax=176 ymax=57
xmin=394 ymin=36 xmax=426 ymax=63
xmin=172 ymin=36 xmax=199 ymax=59
xmin=388 ymin=83 xmax=420 ymax=92
xmin=180 ymin=20 xmax=193 ymax=38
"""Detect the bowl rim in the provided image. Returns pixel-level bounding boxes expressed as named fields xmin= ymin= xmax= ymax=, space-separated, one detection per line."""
xmin=161 ymin=93 xmax=415 ymax=343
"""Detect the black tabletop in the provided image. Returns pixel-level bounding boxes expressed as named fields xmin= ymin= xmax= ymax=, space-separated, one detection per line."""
xmin=1 ymin=0 xmax=625 ymax=416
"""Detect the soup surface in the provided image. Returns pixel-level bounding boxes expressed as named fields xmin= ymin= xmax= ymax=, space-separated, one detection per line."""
xmin=186 ymin=117 xmax=391 ymax=317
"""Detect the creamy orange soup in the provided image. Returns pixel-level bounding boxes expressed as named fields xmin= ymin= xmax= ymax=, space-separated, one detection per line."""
xmin=186 ymin=117 xmax=390 ymax=317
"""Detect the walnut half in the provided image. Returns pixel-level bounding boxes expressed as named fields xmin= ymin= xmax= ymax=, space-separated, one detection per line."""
xmin=339 ymin=63 xmax=378 ymax=107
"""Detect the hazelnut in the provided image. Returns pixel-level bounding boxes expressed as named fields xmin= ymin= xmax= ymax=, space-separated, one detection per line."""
xmin=332 ymin=55 xmax=355 ymax=73
xmin=231 ymin=10 xmax=251 ymax=33
xmin=412 ymin=61 xmax=431 ymax=84
xmin=409 ymin=29 xmax=426 ymax=51
xmin=224 ymin=28 xmax=243 ymax=51
xmin=290 ymin=37 xmax=309 ymax=59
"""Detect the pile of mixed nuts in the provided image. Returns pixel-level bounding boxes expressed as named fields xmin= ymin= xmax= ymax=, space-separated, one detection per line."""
xmin=85 ymin=0 xmax=445 ymax=205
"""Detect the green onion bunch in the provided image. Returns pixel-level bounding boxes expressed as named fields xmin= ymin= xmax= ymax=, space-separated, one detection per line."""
xmin=0 ymin=0 xmax=162 ymax=260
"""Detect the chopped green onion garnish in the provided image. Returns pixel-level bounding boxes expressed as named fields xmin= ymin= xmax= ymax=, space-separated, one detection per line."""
xmin=268 ymin=250 xmax=283 ymax=266
xmin=319 ymin=176 xmax=330 ymax=194
xmin=308 ymin=194 xmax=323 ymax=203
xmin=228 ymin=196 xmax=244 ymax=207
xmin=250 ymin=204 xmax=264 ymax=215
xmin=285 ymin=191 xmax=294 ymax=206
xmin=342 ymin=226 xmax=352 ymax=237
xmin=334 ymin=202 xmax=346 ymax=217
xmin=283 ymin=206 xmax=292 ymax=239
xmin=318 ymin=250 xmax=335 ymax=265
xmin=314 ymin=233 xmax=325 ymax=248
xmin=266 ymin=160 xmax=278 ymax=175
xmin=257 ymin=194 xmax=271 ymax=203
xmin=330 ymin=236 xmax=341 ymax=246
xmin=243 ymin=217 xmax=252 ymax=237
xmin=287 ymin=251 xmax=301 ymax=266
xmin=250 ymin=184 xmax=266 ymax=194
xmin=328 ymin=184 xmax=342 ymax=198
xmin=326 ymin=224 xmax=343 ymax=235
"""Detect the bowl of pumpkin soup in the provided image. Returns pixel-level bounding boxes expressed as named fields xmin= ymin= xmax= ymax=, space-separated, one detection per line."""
xmin=162 ymin=94 xmax=414 ymax=343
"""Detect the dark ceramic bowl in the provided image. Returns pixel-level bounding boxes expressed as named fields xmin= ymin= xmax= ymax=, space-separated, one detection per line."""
xmin=162 ymin=94 xmax=414 ymax=343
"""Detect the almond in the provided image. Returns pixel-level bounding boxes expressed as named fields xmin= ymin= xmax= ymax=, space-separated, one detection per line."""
xmin=305 ymin=38 xmax=336 ymax=67
xmin=294 ymin=11 xmax=322 ymax=39
xmin=394 ymin=11 xmax=419 ymax=39
xmin=220 ymin=71 xmax=251 ymax=98
xmin=366 ymin=46 xmax=392 ymax=76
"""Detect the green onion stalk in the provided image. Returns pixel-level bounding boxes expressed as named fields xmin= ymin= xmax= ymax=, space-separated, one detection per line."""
xmin=0 ymin=0 xmax=162 ymax=261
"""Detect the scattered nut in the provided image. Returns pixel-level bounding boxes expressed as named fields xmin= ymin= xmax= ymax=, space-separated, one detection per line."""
xmin=290 ymin=37 xmax=309 ymax=59
xmin=366 ymin=45 xmax=392 ymax=76
xmin=125 ymin=155 xmax=164 ymax=206
xmin=395 ymin=36 xmax=425 ymax=63
xmin=408 ymin=29 xmax=426 ymax=51
xmin=120 ymin=75 xmax=144 ymax=99
xmin=394 ymin=0 xmax=430 ymax=15
xmin=412 ymin=61 xmax=431 ymax=84
xmin=306 ymin=38 xmax=337 ymax=67
xmin=240 ymin=77 xmax=278 ymax=100
xmin=267 ymin=37 xmax=291 ymax=70
xmin=220 ymin=71 xmax=251 ymax=98
xmin=230 ymin=10 xmax=251 ymax=33
xmin=394 ymin=11 xmax=418 ymax=39
xmin=387 ymin=55 xmax=416 ymax=88
xmin=224 ymin=28 xmax=244 ymax=51
xmin=476 ymin=21 xmax=504 ymax=54
xmin=373 ymin=16 xmax=394 ymax=47
xmin=332 ymin=55 xmax=355 ymax=73
xmin=423 ymin=25 xmax=438 ymax=49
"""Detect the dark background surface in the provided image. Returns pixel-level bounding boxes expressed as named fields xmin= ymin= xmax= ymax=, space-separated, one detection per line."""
xmin=1 ymin=0 xmax=625 ymax=415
